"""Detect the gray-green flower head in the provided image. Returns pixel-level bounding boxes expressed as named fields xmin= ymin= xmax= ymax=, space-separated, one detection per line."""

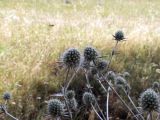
xmin=107 ymin=71 xmax=116 ymax=80
xmin=3 ymin=92 xmax=11 ymax=100
xmin=113 ymin=30 xmax=125 ymax=41
xmin=66 ymin=90 xmax=75 ymax=99
xmin=82 ymin=92 xmax=95 ymax=106
xmin=123 ymin=72 xmax=130 ymax=79
xmin=84 ymin=47 xmax=98 ymax=61
xmin=62 ymin=48 xmax=81 ymax=68
xmin=48 ymin=99 xmax=64 ymax=117
xmin=152 ymin=82 xmax=159 ymax=89
xmin=139 ymin=89 xmax=159 ymax=112
xmin=115 ymin=76 xmax=127 ymax=87
xmin=97 ymin=60 xmax=108 ymax=71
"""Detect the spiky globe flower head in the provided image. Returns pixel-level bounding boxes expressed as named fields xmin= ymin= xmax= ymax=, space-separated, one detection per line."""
xmin=107 ymin=71 xmax=116 ymax=81
xmin=139 ymin=89 xmax=160 ymax=112
xmin=84 ymin=47 xmax=98 ymax=61
xmin=123 ymin=72 xmax=130 ymax=79
xmin=152 ymin=82 xmax=159 ymax=90
xmin=3 ymin=92 xmax=11 ymax=100
xmin=113 ymin=30 xmax=125 ymax=41
xmin=67 ymin=98 xmax=78 ymax=110
xmin=48 ymin=99 xmax=64 ymax=117
xmin=66 ymin=90 xmax=75 ymax=99
xmin=114 ymin=76 xmax=127 ymax=87
xmin=82 ymin=92 xmax=95 ymax=106
xmin=62 ymin=48 xmax=81 ymax=68
xmin=97 ymin=60 xmax=108 ymax=71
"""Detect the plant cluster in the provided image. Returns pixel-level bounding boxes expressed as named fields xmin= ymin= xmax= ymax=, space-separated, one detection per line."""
xmin=46 ymin=30 xmax=160 ymax=120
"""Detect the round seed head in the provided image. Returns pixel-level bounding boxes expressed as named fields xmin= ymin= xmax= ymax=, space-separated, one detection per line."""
xmin=115 ymin=76 xmax=127 ymax=86
xmin=3 ymin=92 xmax=11 ymax=100
xmin=62 ymin=48 xmax=81 ymax=68
xmin=113 ymin=30 xmax=125 ymax=41
xmin=139 ymin=89 xmax=159 ymax=112
xmin=67 ymin=98 xmax=78 ymax=110
xmin=107 ymin=71 xmax=116 ymax=80
xmin=152 ymin=82 xmax=159 ymax=89
xmin=48 ymin=99 xmax=64 ymax=117
xmin=82 ymin=92 xmax=95 ymax=106
xmin=66 ymin=90 xmax=75 ymax=99
xmin=123 ymin=72 xmax=130 ymax=79
xmin=97 ymin=60 xmax=108 ymax=71
xmin=84 ymin=47 xmax=98 ymax=61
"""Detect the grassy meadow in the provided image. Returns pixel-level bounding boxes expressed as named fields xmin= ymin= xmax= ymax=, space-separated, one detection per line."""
xmin=0 ymin=0 xmax=160 ymax=119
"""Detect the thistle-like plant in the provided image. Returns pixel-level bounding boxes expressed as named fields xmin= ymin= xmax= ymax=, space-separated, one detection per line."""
xmin=82 ymin=92 xmax=95 ymax=107
xmin=83 ymin=47 xmax=98 ymax=61
xmin=66 ymin=90 xmax=75 ymax=100
xmin=62 ymin=48 xmax=81 ymax=69
xmin=139 ymin=89 xmax=159 ymax=112
xmin=152 ymin=82 xmax=159 ymax=93
xmin=96 ymin=60 xmax=108 ymax=71
xmin=3 ymin=92 xmax=11 ymax=101
xmin=113 ymin=30 xmax=125 ymax=41
xmin=48 ymin=99 xmax=64 ymax=117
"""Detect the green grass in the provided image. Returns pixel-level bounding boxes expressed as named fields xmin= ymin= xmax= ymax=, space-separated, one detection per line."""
xmin=0 ymin=0 xmax=159 ymax=119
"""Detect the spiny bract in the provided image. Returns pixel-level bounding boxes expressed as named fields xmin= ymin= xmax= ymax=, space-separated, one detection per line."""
xmin=3 ymin=92 xmax=11 ymax=100
xmin=140 ymin=89 xmax=159 ymax=112
xmin=82 ymin=92 xmax=95 ymax=106
xmin=66 ymin=90 xmax=75 ymax=99
xmin=113 ymin=30 xmax=125 ymax=41
xmin=84 ymin=47 xmax=98 ymax=61
xmin=48 ymin=99 xmax=64 ymax=117
xmin=62 ymin=48 xmax=81 ymax=68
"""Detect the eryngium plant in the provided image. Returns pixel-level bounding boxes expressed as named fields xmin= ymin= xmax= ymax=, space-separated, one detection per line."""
xmin=82 ymin=92 xmax=95 ymax=107
xmin=139 ymin=89 xmax=160 ymax=112
xmin=114 ymin=76 xmax=127 ymax=87
xmin=96 ymin=60 xmax=108 ymax=71
xmin=48 ymin=99 xmax=64 ymax=117
xmin=113 ymin=30 xmax=125 ymax=41
xmin=107 ymin=71 xmax=116 ymax=81
xmin=62 ymin=48 xmax=81 ymax=68
xmin=66 ymin=90 xmax=75 ymax=100
xmin=3 ymin=92 xmax=11 ymax=100
xmin=84 ymin=47 xmax=98 ymax=61
xmin=152 ymin=82 xmax=159 ymax=90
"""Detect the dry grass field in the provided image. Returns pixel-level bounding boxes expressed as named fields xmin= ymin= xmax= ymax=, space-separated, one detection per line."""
xmin=0 ymin=0 xmax=160 ymax=119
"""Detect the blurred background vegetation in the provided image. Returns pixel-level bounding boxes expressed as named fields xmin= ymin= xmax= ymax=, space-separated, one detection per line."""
xmin=0 ymin=0 xmax=160 ymax=119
